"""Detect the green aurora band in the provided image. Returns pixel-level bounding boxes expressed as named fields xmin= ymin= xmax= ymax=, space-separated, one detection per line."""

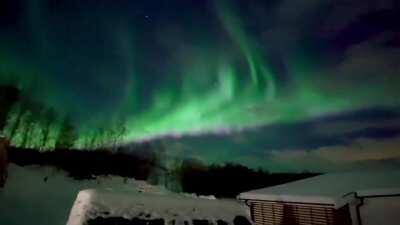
xmin=116 ymin=2 xmax=352 ymax=144
xmin=1 ymin=1 xmax=398 ymax=149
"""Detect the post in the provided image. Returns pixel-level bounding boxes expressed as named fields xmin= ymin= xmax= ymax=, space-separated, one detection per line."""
xmin=0 ymin=136 xmax=10 ymax=188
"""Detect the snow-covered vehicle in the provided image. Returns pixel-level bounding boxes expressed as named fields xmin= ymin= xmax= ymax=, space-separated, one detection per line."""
xmin=66 ymin=188 xmax=252 ymax=225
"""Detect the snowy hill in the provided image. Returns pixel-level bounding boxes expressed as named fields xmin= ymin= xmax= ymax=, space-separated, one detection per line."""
xmin=0 ymin=164 xmax=150 ymax=225
xmin=0 ymin=164 xmax=250 ymax=225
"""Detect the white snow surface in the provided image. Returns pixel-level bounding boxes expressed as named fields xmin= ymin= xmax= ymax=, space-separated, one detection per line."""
xmin=239 ymin=171 xmax=400 ymax=208
xmin=360 ymin=196 xmax=400 ymax=225
xmin=0 ymin=164 xmax=154 ymax=225
xmin=67 ymin=189 xmax=250 ymax=225
xmin=0 ymin=164 xmax=248 ymax=225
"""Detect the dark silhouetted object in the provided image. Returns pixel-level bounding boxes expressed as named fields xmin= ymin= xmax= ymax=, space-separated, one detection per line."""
xmin=280 ymin=205 xmax=298 ymax=225
xmin=87 ymin=217 xmax=165 ymax=225
xmin=55 ymin=117 xmax=77 ymax=150
xmin=234 ymin=216 xmax=252 ymax=225
xmin=0 ymin=85 xmax=19 ymax=130
xmin=193 ymin=220 xmax=210 ymax=225
xmin=181 ymin=162 xmax=319 ymax=198
xmin=0 ymin=137 xmax=10 ymax=188
xmin=9 ymin=147 xmax=154 ymax=180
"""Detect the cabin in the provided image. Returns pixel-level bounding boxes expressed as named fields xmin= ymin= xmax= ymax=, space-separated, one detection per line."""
xmin=238 ymin=171 xmax=400 ymax=225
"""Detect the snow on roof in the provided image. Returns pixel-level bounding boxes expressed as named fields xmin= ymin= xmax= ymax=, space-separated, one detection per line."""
xmin=239 ymin=171 xmax=400 ymax=208
xmin=67 ymin=188 xmax=250 ymax=225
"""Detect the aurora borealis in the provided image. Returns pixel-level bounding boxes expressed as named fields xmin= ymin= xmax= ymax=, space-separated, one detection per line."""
xmin=1 ymin=0 xmax=400 ymax=171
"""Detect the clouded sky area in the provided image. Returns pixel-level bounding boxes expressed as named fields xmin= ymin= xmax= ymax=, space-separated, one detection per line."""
xmin=1 ymin=0 xmax=400 ymax=171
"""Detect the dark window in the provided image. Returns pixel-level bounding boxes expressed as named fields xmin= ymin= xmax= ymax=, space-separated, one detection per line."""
xmin=87 ymin=217 xmax=165 ymax=225
xmin=149 ymin=219 xmax=165 ymax=225
xmin=217 ymin=220 xmax=229 ymax=225
xmin=193 ymin=220 xmax=211 ymax=225
xmin=233 ymin=216 xmax=251 ymax=225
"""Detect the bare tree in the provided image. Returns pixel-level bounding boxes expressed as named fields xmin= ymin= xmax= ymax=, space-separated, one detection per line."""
xmin=88 ymin=130 xmax=100 ymax=150
xmin=55 ymin=116 xmax=77 ymax=150
xmin=0 ymin=85 xmax=19 ymax=131
xmin=20 ymin=111 xmax=34 ymax=148
xmin=5 ymin=104 xmax=24 ymax=142
xmin=40 ymin=109 xmax=56 ymax=149
xmin=111 ymin=119 xmax=127 ymax=151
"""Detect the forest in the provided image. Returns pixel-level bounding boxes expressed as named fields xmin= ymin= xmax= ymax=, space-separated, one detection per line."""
xmin=0 ymin=84 xmax=126 ymax=150
xmin=1 ymin=84 xmax=318 ymax=198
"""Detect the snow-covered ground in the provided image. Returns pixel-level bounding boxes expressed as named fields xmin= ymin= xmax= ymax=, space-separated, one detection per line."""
xmin=0 ymin=164 xmax=176 ymax=225
xmin=0 ymin=164 xmax=250 ymax=225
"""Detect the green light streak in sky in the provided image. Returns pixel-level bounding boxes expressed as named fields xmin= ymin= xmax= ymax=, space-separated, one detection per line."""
xmin=2 ymin=1 xmax=395 ymax=150
xmin=116 ymin=2 xmax=350 ymax=145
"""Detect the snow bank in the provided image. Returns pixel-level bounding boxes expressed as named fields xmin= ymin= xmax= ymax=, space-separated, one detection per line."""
xmin=0 ymin=164 xmax=249 ymax=225
xmin=0 ymin=164 xmax=163 ymax=225
xmin=67 ymin=189 xmax=250 ymax=225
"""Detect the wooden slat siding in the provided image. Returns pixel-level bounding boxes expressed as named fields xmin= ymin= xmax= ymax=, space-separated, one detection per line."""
xmin=248 ymin=200 xmax=352 ymax=225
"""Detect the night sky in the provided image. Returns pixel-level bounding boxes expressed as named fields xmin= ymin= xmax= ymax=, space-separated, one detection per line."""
xmin=1 ymin=0 xmax=400 ymax=171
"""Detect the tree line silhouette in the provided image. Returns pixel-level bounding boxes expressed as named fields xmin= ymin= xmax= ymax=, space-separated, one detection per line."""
xmin=1 ymin=84 xmax=319 ymax=197
xmin=0 ymin=84 xmax=127 ymax=150
xmin=8 ymin=145 xmax=319 ymax=198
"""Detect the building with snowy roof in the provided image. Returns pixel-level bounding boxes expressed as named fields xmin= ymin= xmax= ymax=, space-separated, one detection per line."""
xmin=238 ymin=171 xmax=400 ymax=225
